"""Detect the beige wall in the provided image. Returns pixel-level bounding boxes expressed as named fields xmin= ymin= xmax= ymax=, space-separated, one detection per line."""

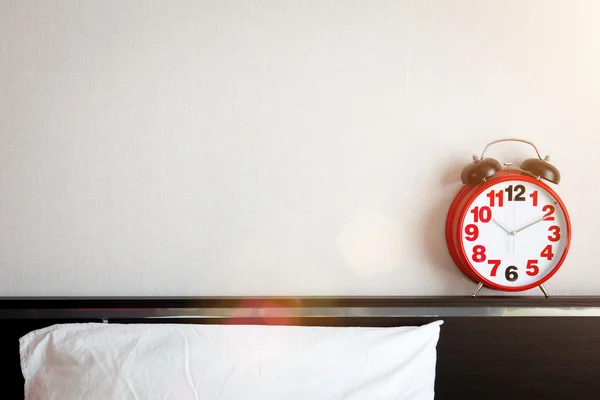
xmin=1 ymin=1 xmax=599 ymax=296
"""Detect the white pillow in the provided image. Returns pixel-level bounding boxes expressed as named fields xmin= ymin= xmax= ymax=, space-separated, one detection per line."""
xmin=20 ymin=320 xmax=443 ymax=400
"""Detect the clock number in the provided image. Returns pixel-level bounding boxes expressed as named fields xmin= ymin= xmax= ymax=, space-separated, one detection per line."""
xmin=464 ymin=224 xmax=479 ymax=241
xmin=505 ymin=185 xmax=526 ymax=202
xmin=470 ymin=206 xmax=492 ymax=223
xmin=505 ymin=265 xmax=519 ymax=282
xmin=513 ymin=185 xmax=526 ymax=201
xmin=479 ymin=206 xmax=492 ymax=222
xmin=472 ymin=245 xmax=487 ymax=263
xmin=548 ymin=226 xmax=561 ymax=242
xmin=526 ymin=259 xmax=539 ymax=276
xmin=541 ymin=244 xmax=554 ymax=260
xmin=542 ymin=205 xmax=555 ymax=221
xmin=530 ymin=191 xmax=538 ymax=207
xmin=488 ymin=259 xmax=501 ymax=277
xmin=486 ymin=190 xmax=504 ymax=207
xmin=505 ymin=185 xmax=513 ymax=201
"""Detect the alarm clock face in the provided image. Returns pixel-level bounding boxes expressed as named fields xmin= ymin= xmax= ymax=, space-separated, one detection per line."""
xmin=459 ymin=177 xmax=570 ymax=290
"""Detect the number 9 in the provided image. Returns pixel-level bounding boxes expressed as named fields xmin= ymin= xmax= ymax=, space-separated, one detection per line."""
xmin=465 ymin=224 xmax=479 ymax=241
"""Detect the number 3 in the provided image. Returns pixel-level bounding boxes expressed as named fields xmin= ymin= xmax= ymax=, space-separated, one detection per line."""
xmin=548 ymin=226 xmax=560 ymax=242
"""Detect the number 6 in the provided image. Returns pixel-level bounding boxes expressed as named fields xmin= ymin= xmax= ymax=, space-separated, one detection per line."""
xmin=505 ymin=265 xmax=518 ymax=282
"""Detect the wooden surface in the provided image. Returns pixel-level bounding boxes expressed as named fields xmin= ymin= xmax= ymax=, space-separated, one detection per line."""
xmin=5 ymin=297 xmax=600 ymax=399
xmin=4 ymin=295 xmax=600 ymax=309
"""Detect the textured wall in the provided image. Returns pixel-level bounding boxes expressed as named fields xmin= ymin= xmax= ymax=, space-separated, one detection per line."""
xmin=1 ymin=1 xmax=599 ymax=296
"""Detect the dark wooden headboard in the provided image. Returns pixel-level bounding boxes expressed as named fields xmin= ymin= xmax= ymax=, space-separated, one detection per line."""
xmin=3 ymin=296 xmax=600 ymax=399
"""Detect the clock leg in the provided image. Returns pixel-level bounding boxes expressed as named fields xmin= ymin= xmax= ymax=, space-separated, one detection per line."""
xmin=472 ymin=282 xmax=484 ymax=298
xmin=539 ymin=284 xmax=550 ymax=298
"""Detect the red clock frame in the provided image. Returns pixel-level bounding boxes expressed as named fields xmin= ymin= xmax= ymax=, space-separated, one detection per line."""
xmin=446 ymin=170 xmax=572 ymax=292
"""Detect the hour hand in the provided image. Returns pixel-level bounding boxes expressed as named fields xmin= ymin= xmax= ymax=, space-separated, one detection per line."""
xmin=492 ymin=218 xmax=514 ymax=235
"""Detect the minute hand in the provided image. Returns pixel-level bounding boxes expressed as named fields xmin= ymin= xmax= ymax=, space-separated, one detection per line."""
xmin=514 ymin=216 xmax=546 ymax=234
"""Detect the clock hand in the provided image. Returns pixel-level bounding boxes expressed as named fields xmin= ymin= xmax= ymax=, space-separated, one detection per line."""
xmin=514 ymin=216 xmax=546 ymax=234
xmin=492 ymin=218 xmax=514 ymax=235
xmin=512 ymin=192 xmax=516 ymax=253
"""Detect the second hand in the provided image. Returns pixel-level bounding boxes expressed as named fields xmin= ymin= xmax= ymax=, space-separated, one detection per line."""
xmin=511 ymin=185 xmax=516 ymax=254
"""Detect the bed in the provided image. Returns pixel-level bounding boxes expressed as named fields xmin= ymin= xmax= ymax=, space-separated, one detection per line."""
xmin=3 ymin=295 xmax=600 ymax=399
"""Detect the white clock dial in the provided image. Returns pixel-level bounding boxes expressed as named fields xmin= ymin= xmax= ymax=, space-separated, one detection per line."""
xmin=460 ymin=179 xmax=569 ymax=289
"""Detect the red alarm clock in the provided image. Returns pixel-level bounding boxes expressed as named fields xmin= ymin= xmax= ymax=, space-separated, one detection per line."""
xmin=446 ymin=138 xmax=571 ymax=297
